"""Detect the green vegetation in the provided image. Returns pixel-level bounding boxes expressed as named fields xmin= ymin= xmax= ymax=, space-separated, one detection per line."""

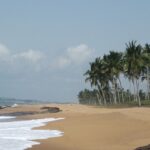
xmin=78 ymin=41 xmax=150 ymax=106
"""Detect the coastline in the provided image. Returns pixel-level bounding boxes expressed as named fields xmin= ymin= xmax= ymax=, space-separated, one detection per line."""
xmin=1 ymin=104 xmax=150 ymax=150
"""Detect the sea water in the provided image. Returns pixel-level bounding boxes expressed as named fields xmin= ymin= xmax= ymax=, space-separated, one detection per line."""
xmin=0 ymin=97 xmax=49 ymax=106
xmin=0 ymin=117 xmax=64 ymax=150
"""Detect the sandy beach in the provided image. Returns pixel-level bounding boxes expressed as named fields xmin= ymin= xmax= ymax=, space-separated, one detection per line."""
xmin=1 ymin=104 xmax=150 ymax=150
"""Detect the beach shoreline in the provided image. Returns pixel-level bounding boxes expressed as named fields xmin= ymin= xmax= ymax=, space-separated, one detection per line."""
xmin=1 ymin=104 xmax=150 ymax=150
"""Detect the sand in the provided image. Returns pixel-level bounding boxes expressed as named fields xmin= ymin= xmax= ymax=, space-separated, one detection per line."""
xmin=1 ymin=104 xmax=150 ymax=150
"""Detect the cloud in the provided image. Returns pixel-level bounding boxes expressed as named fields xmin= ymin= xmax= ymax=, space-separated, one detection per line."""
xmin=0 ymin=43 xmax=46 ymax=73
xmin=54 ymin=56 xmax=71 ymax=68
xmin=0 ymin=43 xmax=94 ymax=72
xmin=53 ymin=44 xmax=94 ymax=68
xmin=13 ymin=49 xmax=45 ymax=63
xmin=0 ymin=44 xmax=9 ymax=55
xmin=0 ymin=44 xmax=10 ymax=61
xmin=67 ymin=44 xmax=93 ymax=64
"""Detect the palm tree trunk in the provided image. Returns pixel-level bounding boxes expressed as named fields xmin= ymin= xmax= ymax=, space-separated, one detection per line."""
xmin=117 ymin=87 xmax=120 ymax=103
xmin=118 ymin=78 xmax=125 ymax=103
xmin=146 ymin=67 xmax=149 ymax=100
xmin=133 ymin=79 xmax=137 ymax=102
xmin=96 ymin=93 xmax=101 ymax=105
xmin=147 ymin=67 xmax=150 ymax=100
xmin=101 ymin=90 xmax=107 ymax=105
xmin=129 ymin=81 xmax=132 ymax=101
xmin=112 ymin=78 xmax=117 ymax=104
xmin=128 ymin=93 xmax=131 ymax=102
xmin=136 ymin=79 xmax=141 ymax=106
xmin=98 ymin=84 xmax=106 ymax=105
xmin=108 ymin=93 xmax=112 ymax=104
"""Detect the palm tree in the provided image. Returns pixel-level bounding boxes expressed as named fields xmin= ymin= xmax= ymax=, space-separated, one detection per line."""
xmin=82 ymin=41 xmax=150 ymax=106
xmin=84 ymin=57 xmax=109 ymax=105
xmin=123 ymin=41 xmax=144 ymax=106
xmin=142 ymin=44 xmax=150 ymax=100
xmin=78 ymin=89 xmax=98 ymax=105
xmin=103 ymin=51 xmax=123 ymax=104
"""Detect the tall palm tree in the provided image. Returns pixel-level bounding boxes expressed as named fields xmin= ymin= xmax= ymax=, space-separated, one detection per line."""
xmin=83 ymin=41 xmax=150 ymax=106
xmin=84 ymin=57 xmax=109 ymax=105
xmin=142 ymin=44 xmax=150 ymax=100
xmin=103 ymin=51 xmax=123 ymax=104
xmin=123 ymin=41 xmax=144 ymax=106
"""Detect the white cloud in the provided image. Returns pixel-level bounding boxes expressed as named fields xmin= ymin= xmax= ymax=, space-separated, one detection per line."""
xmin=55 ymin=56 xmax=71 ymax=68
xmin=53 ymin=44 xmax=93 ymax=68
xmin=0 ymin=44 xmax=10 ymax=61
xmin=13 ymin=49 xmax=45 ymax=63
xmin=0 ymin=44 xmax=9 ymax=55
xmin=0 ymin=44 xmax=46 ymax=73
xmin=67 ymin=44 xmax=92 ymax=64
xmin=0 ymin=43 xmax=94 ymax=72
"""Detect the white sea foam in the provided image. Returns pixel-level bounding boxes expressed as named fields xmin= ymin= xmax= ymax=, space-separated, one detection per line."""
xmin=0 ymin=116 xmax=16 ymax=120
xmin=0 ymin=117 xmax=64 ymax=150
xmin=11 ymin=103 xmax=18 ymax=108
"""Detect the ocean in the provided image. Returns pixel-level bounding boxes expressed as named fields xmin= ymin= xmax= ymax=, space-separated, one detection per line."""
xmin=0 ymin=97 xmax=49 ymax=106
xmin=0 ymin=98 xmax=64 ymax=150
xmin=0 ymin=117 xmax=64 ymax=150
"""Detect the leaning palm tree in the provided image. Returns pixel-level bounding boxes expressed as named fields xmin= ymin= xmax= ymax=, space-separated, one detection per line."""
xmin=103 ymin=51 xmax=123 ymax=104
xmin=123 ymin=41 xmax=144 ymax=106
xmin=142 ymin=44 xmax=150 ymax=100
xmin=84 ymin=57 xmax=109 ymax=105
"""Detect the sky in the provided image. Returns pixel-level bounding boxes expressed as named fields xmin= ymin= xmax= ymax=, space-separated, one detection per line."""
xmin=0 ymin=0 xmax=150 ymax=102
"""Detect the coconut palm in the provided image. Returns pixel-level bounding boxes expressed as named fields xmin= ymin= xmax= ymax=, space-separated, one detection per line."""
xmin=84 ymin=57 xmax=109 ymax=105
xmin=123 ymin=41 xmax=144 ymax=106
xmin=82 ymin=41 xmax=150 ymax=107
xmin=102 ymin=51 xmax=123 ymax=104
xmin=142 ymin=44 xmax=150 ymax=100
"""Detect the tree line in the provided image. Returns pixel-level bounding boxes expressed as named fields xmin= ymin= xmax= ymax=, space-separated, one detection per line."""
xmin=78 ymin=41 xmax=150 ymax=106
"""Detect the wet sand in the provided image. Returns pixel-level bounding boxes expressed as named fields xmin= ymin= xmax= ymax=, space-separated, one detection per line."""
xmin=1 ymin=104 xmax=150 ymax=150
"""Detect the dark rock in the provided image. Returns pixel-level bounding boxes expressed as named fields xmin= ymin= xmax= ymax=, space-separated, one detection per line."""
xmin=0 ymin=106 xmax=9 ymax=109
xmin=135 ymin=144 xmax=150 ymax=150
xmin=0 ymin=111 xmax=39 ymax=116
xmin=41 ymin=106 xmax=51 ymax=110
xmin=41 ymin=106 xmax=61 ymax=113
